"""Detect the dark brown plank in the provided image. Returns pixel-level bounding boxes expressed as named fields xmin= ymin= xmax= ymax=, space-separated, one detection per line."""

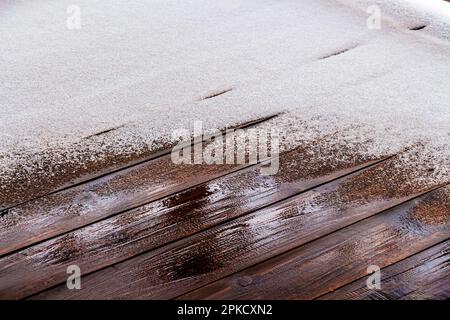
xmin=31 ymin=154 xmax=442 ymax=300
xmin=181 ymin=186 xmax=450 ymax=300
xmin=0 ymin=155 xmax=248 ymax=257
xmin=0 ymin=115 xmax=277 ymax=211
xmin=0 ymin=114 xmax=283 ymax=256
xmin=0 ymin=145 xmax=381 ymax=299
xmin=320 ymin=239 xmax=450 ymax=300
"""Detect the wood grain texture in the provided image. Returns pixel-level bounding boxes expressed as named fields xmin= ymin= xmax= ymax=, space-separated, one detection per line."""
xmin=0 ymin=115 xmax=277 ymax=211
xmin=0 ymin=115 xmax=281 ymax=254
xmin=181 ymin=186 xmax=450 ymax=300
xmin=30 ymin=154 xmax=442 ymax=300
xmin=320 ymin=239 xmax=450 ymax=300
xmin=0 ymin=146 xmax=381 ymax=299
xmin=0 ymin=154 xmax=247 ymax=257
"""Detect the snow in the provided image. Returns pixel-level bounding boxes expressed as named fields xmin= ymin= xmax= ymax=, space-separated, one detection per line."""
xmin=339 ymin=0 xmax=450 ymax=40
xmin=1 ymin=0 xmax=450 ymax=197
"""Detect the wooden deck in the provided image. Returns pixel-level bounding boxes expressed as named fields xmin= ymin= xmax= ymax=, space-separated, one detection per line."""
xmin=0 ymin=119 xmax=449 ymax=300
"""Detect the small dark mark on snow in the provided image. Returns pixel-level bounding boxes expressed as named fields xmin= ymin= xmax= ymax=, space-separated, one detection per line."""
xmin=409 ymin=25 xmax=427 ymax=31
xmin=200 ymin=88 xmax=233 ymax=101
xmin=84 ymin=125 xmax=125 ymax=139
xmin=0 ymin=209 xmax=10 ymax=218
xmin=318 ymin=44 xmax=359 ymax=60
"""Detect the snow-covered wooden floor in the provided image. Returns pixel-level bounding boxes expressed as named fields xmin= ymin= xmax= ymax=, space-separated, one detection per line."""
xmin=1 ymin=0 xmax=450 ymax=300
xmin=0 ymin=116 xmax=449 ymax=300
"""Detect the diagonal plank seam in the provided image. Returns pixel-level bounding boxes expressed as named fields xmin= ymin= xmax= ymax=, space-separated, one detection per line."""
xmin=314 ymin=235 xmax=450 ymax=300
xmin=0 ymin=162 xmax=257 ymax=259
xmin=22 ymin=155 xmax=393 ymax=299
xmin=174 ymin=181 xmax=450 ymax=300
xmin=0 ymin=113 xmax=280 ymax=214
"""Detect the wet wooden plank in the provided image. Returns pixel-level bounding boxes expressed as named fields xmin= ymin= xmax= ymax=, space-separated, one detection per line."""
xmin=30 ymin=154 xmax=442 ymax=300
xmin=321 ymin=239 xmax=450 ymax=300
xmin=0 ymin=154 xmax=249 ymax=258
xmin=0 ymin=146 xmax=381 ymax=299
xmin=181 ymin=186 xmax=450 ymax=300
xmin=1 ymin=114 xmax=286 ymax=257
xmin=0 ymin=115 xmax=277 ymax=211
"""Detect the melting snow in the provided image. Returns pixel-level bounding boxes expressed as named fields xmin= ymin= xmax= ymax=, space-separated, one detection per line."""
xmin=1 ymin=0 xmax=450 ymax=199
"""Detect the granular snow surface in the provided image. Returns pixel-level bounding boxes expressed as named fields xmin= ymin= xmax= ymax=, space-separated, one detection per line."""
xmin=1 ymin=0 xmax=450 ymax=206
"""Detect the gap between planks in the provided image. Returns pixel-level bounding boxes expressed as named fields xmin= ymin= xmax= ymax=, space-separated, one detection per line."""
xmin=178 ymin=184 xmax=450 ymax=300
xmin=0 ymin=114 xmax=281 ymax=257
xmin=317 ymin=236 xmax=450 ymax=300
xmin=26 ymin=157 xmax=448 ymax=300
xmin=7 ymin=152 xmax=389 ymax=299
xmin=0 ymin=113 xmax=280 ymax=213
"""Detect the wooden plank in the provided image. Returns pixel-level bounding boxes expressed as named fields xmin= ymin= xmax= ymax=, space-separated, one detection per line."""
xmin=0 ymin=151 xmax=248 ymax=257
xmin=320 ymin=239 xmax=450 ymax=300
xmin=30 ymin=154 xmax=442 ymax=300
xmin=0 ymin=115 xmax=278 ymax=211
xmin=0 ymin=113 xmax=283 ymax=257
xmin=180 ymin=186 xmax=450 ymax=300
xmin=0 ymin=146 xmax=382 ymax=299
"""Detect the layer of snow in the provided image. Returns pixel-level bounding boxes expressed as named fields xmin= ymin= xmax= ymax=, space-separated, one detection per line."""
xmin=1 ymin=0 xmax=450 ymax=197
xmin=339 ymin=0 xmax=450 ymax=40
